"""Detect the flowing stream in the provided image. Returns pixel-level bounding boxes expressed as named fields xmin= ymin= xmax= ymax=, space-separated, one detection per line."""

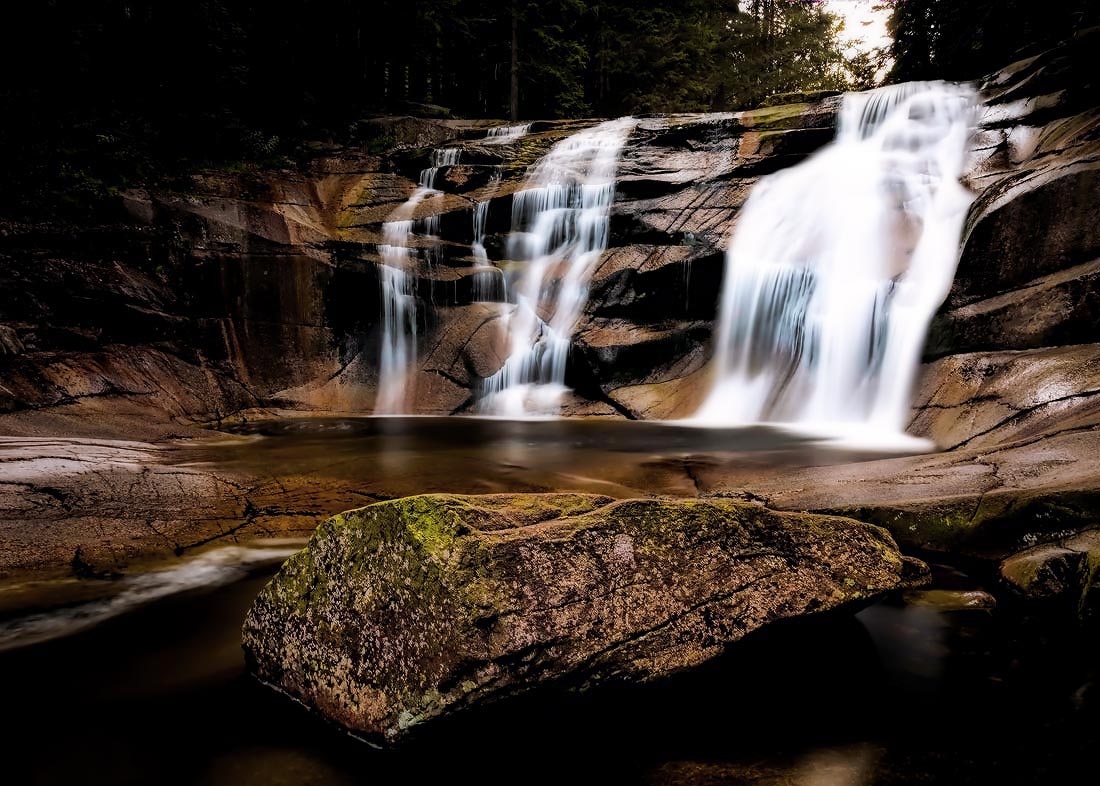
xmin=694 ymin=83 xmax=976 ymax=437
xmin=480 ymin=117 xmax=636 ymax=416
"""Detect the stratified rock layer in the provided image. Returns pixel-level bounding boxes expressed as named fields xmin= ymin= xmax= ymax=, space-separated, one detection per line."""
xmin=242 ymin=493 xmax=920 ymax=744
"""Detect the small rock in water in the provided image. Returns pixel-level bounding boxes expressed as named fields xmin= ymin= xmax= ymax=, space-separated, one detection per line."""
xmin=1000 ymin=531 xmax=1100 ymax=623
xmin=1001 ymin=545 xmax=1086 ymax=600
xmin=902 ymin=589 xmax=997 ymax=611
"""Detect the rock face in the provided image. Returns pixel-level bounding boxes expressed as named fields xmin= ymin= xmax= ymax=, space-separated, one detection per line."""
xmin=921 ymin=28 xmax=1100 ymax=447
xmin=242 ymin=493 xmax=921 ymax=744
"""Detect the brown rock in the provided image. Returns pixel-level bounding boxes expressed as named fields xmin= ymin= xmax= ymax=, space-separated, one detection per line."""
xmin=929 ymin=258 xmax=1100 ymax=356
xmin=1000 ymin=529 xmax=1100 ymax=623
xmin=1001 ymin=545 xmax=1087 ymax=600
xmin=0 ymin=325 xmax=23 ymax=356
xmin=910 ymin=344 xmax=1100 ymax=450
xmin=242 ymin=493 xmax=919 ymax=745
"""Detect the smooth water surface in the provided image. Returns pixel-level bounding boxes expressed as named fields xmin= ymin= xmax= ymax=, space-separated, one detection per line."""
xmin=180 ymin=415 xmax=922 ymax=500
xmin=1 ymin=559 xmax=1095 ymax=786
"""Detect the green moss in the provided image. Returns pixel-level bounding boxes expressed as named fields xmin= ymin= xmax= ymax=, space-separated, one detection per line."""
xmin=366 ymin=134 xmax=397 ymax=155
xmin=831 ymin=501 xmax=978 ymax=553
xmin=393 ymin=496 xmax=469 ymax=555
xmin=262 ymin=544 xmax=324 ymax=615
xmin=741 ymin=102 xmax=813 ymax=131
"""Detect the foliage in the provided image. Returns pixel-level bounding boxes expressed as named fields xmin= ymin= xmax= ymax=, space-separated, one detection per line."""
xmin=887 ymin=0 xmax=1100 ymax=82
xmin=1 ymin=1 xmax=864 ymax=217
xmin=6 ymin=0 xmax=1090 ymax=218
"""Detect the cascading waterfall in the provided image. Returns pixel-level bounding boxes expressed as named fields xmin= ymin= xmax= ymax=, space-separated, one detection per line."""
xmin=419 ymin=148 xmax=459 ymax=237
xmin=469 ymin=123 xmax=532 ymax=301
xmin=471 ymin=200 xmax=504 ymax=301
xmin=375 ymin=121 xmax=536 ymax=413
xmin=693 ymin=82 xmax=976 ymax=438
xmin=375 ymin=220 xmax=420 ymax=414
xmin=375 ymin=145 xmax=459 ymax=413
xmin=480 ymin=118 xmax=636 ymax=417
xmin=484 ymin=123 xmax=533 ymax=144
xmin=421 ymin=147 xmax=461 ymax=191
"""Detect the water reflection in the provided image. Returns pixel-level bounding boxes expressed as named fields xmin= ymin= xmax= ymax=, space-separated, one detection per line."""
xmin=182 ymin=416 xmax=921 ymax=501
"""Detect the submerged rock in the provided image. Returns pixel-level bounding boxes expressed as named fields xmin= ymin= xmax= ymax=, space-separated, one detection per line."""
xmin=243 ymin=493 xmax=923 ymax=745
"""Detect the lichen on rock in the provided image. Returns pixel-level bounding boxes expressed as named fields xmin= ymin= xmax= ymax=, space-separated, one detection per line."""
xmin=243 ymin=492 xmax=923 ymax=745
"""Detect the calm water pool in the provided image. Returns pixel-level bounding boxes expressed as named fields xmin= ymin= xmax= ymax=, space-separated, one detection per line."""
xmin=180 ymin=415 xmax=924 ymax=500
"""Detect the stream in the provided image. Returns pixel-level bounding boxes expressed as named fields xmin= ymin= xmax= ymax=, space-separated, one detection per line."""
xmin=178 ymin=415 xmax=924 ymax=500
xmin=0 ymin=419 xmax=1096 ymax=784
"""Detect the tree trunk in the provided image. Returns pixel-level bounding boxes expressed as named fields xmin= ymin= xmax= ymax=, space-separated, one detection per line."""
xmin=510 ymin=3 xmax=520 ymax=121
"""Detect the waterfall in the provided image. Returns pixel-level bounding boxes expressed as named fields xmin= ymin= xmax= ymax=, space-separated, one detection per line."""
xmin=484 ymin=123 xmax=532 ymax=144
xmin=694 ymin=82 xmax=975 ymax=437
xmin=469 ymin=124 xmax=531 ymax=301
xmin=471 ymin=200 xmax=504 ymax=301
xmin=375 ymin=124 xmax=532 ymax=413
xmin=420 ymin=147 xmax=460 ymax=191
xmin=480 ymin=118 xmax=636 ymax=417
xmin=375 ymin=144 xmax=460 ymax=414
xmin=376 ymin=218 xmax=419 ymax=414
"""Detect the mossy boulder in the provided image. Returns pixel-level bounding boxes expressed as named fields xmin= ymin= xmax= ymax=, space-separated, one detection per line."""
xmin=827 ymin=489 xmax=1100 ymax=559
xmin=242 ymin=493 xmax=923 ymax=745
xmin=1000 ymin=529 xmax=1100 ymax=624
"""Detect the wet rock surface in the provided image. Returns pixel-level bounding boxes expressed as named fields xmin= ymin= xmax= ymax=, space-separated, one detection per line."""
xmin=1000 ymin=529 xmax=1100 ymax=621
xmin=0 ymin=101 xmax=840 ymax=427
xmin=0 ymin=435 xmax=330 ymax=582
xmin=242 ymin=493 xmax=921 ymax=744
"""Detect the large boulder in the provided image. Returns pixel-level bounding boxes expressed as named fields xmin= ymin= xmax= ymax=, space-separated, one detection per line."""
xmin=243 ymin=493 xmax=923 ymax=745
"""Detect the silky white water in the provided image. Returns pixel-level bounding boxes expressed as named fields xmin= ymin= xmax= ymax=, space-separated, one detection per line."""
xmin=421 ymin=147 xmax=461 ymax=191
xmin=375 ymin=142 xmax=460 ymax=414
xmin=484 ymin=123 xmax=532 ymax=144
xmin=376 ymin=123 xmax=532 ymax=413
xmin=694 ymin=82 xmax=975 ymax=437
xmin=480 ymin=117 xmax=636 ymax=416
xmin=471 ymin=200 xmax=505 ymax=301
xmin=470 ymin=124 xmax=531 ymax=301
xmin=376 ymin=218 xmax=419 ymax=414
